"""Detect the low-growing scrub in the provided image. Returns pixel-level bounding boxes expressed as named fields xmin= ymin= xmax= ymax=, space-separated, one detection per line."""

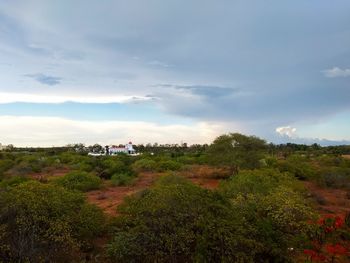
xmin=107 ymin=175 xmax=259 ymax=262
xmin=317 ymin=167 xmax=350 ymax=189
xmin=157 ymin=159 xmax=182 ymax=171
xmin=111 ymin=172 xmax=135 ymax=186
xmin=107 ymin=174 xmax=314 ymax=262
xmin=219 ymin=168 xmax=304 ymax=197
xmin=132 ymin=158 xmax=158 ymax=172
xmin=0 ymin=176 xmax=32 ymax=189
xmin=53 ymin=171 xmax=102 ymax=192
xmin=0 ymin=181 xmax=106 ymax=262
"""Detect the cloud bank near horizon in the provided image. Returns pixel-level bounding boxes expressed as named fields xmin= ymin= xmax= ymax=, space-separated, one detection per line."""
xmin=0 ymin=116 xmax=229 ymax=147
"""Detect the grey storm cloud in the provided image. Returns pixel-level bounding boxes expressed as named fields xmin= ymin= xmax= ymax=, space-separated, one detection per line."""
xmin=0 ymin=0 xmax=350 ymax=141
xmin=24 ymin=74 xmax=62 ymax=86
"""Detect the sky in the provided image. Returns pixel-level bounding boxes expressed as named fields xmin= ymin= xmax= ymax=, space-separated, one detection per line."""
xmin=0 ymin=0 xmax=350 ymax=146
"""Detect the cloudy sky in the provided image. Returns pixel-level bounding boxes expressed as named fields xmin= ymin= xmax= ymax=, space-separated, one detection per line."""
xmin=0 ymin=0 xmax=349 ymax=146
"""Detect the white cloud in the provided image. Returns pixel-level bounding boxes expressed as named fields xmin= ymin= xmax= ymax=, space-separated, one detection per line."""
xmin=0 ymin=116 xmax=226 ymax=147
xmin=275 ymin=126 xmax=297 ymax=138
xmin=0 ymin=92 xmax=152 ymax=104
xmin=322 ymin=67 xmax=350 ymax=78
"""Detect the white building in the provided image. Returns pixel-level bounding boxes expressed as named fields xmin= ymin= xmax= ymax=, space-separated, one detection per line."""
xmin=104 ymin=142 xmax=136 ymax=156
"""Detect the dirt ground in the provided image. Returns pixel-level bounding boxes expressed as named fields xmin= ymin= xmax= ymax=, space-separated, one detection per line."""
xmin=29 ymin=164 xmax=350 ymax=218
xmin=87 ymin=172 xmax=163 ymax=216
xmin=29 ymin=166 xmax=71 ymax=180
xmin=342 ymin=154 xmax=350 ymax=160
xmin=304 ymin=181 xmax=350 ymax=216
xmin=86 ymin=166 xmax=225 ymax=216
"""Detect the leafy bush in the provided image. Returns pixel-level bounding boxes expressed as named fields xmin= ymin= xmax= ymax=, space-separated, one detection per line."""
xmin=108 ymin=175 xmax=265 ymax=262
xmin=229 ymin=188 xmax=315 ymax=261
xmin=96 ymin=157 xmax=132 ymax=179
xmin=0 ymin=176 xmax=31 ymax=189
xmin=219 ymin=169 xmax=304 ymax=198
xmin=0 ymin=181 xmax=105 ymax=262
xmin=317 ymin=167 xmax=350 ymax=189
xmin=111 ymin=173 xmax=135 ymax=186
xmin=0 ymin=159 xmax=15 ymax=179
xmin=132 ymin=158 xmax=157 ymax=172
xmin=53 ymin=171 xmax=102 ymax=192
xmin=219 ymin=169 xmax=315 ymax=260
xmin=157 ymin=160 xmax=182 ymax=171
xmin=275 ymin=159 xmax=317 ymax=180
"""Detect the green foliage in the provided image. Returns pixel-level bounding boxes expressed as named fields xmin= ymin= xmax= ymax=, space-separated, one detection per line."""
xmin=111 ymin=173 xmax=135 ymax=186
xmin=220 ymin=169 xmax=303 ymax=198
xmin=219 ymin=169 xmax=315 ymax=261
xmin=132 ymin=158 xmax=158 ymax=172
xmin=0 ymin=176 xmax=31 ymax=189
xmin=317 ymin=166 xmax=350 ymax=188
xmin=275 ymin=158 xmax=317 ymax=181
xmin=108 ymin=175 xmax=266 ymax=262
xmin=0 ymin=159 xmax=15 ymax=179
xmin=207 ymin=133 xmax=267 ymax=172
xmin=53 ymin=171 xmax=102 ymax=192
xmin=275 ymin=154 xmax=350 ymax=188
xmin=0 ymin=181 xmax=105 ymax=262
xmin=157 ymin=159 xmax=182 ymax=171
xmin=98 ymin=158 xmax=131 ymax=179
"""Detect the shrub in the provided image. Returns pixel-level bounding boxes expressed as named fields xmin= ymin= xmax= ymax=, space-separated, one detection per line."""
xmin=219 ymin=169 xmax=315 ymax=261
xmin=228 ymin=187 xmax=315 ymax=261
xmin=111 ymin=173 xmax=135 ymax=186
xmin=0 ymin=176 xmax=31 ymax=189
xmin=157 ymin=160 xmax=182 ymax=171
xmin=97 ymin=158 xmax=131 ymax=179
xmin=107 ymin=175 xmax=262 ymax=262
xmin=132 ymin=158 xmax=157 ymax=172
xmin=0 ymin=181 xmax=105 ymax=262
xmin=0 ymin=159 xmax=15 ymax=179
xmin=219 ymin=169 xmax=303 ymax=198
xmin=318 ymin=167 xmax=350 ymax=189
xmin=275 ymin=159 xmax=317 ymax=181
xmin=53 ymin=171 xmax=102 ymax=192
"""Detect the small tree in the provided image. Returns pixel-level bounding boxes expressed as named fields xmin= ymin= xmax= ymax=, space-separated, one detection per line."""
xmin=207 ymin=133 xmax=267 ymax=174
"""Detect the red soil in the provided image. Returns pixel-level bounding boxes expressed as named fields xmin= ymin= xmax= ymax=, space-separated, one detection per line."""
xmin=30 ymin=167 xmax=71 ymax=180
xmin=87 ymin=172 xmax=164 ymax=216
xmin=187 ymin=178 xmax=221 ymax=189
xmin=86 ymin=166 xmax=226 ymax=216
xmin=304 ymin=181 xmax=350 ymax=216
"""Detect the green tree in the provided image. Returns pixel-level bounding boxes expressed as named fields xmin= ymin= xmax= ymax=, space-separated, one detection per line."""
xmin=207 ymin=133 xmax=267 ymax=173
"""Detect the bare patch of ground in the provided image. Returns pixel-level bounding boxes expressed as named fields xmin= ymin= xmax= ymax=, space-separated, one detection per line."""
xmin=179 ymin=165 xmax=230 ymax=189
xmin=342 ymin=154 xmax=350 ymax=160
xmin=87 ymin=166 xmax=226 ymax=216
xmin=304 ymin=181 xmax=350 ymax=216
xmin=87 ymin=172 xmax=164 ymax=216
xmin=29 ymin=166 xmax=70 ymax=180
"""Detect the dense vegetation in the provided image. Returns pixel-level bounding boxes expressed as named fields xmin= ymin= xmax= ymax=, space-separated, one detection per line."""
xmin=1 ymin=133 xmax=350 ymax=262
